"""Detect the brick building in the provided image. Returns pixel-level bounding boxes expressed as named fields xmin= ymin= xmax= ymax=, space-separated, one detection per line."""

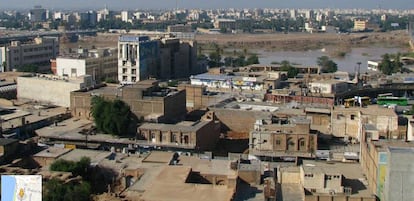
xmin=137 ymin=111 xmax=220 ymax=150
xmin=70 ymin=80 xmax=186 ymax=123
xmin=249 ymin=116 xmax=317 ymax=157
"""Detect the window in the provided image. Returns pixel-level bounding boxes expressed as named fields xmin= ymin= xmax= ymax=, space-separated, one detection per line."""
xmin=350 ymin=115 xmax=355 ymax=120
xmin=300 ymin=141 xmax=305 ymax=147
xmin=326 ymin=175 xmax=332 ymax=180
xmin=276 ymin=140 xmax=281 ymax=145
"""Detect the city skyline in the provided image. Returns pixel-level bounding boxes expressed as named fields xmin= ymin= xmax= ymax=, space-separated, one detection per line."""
xmin=1 ymin=0 xmax=414 ymax=10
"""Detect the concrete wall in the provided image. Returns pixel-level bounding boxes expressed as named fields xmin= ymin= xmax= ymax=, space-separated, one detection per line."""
xmin=385 ymin=148 xmax=414 ymax=201
xmin=18 ymin=76 xmax=82 ymax=107
xmin=56 ymin=58 xmax=86 ymax=77
xmin=331 ymin=110 xmax=361 ymax=139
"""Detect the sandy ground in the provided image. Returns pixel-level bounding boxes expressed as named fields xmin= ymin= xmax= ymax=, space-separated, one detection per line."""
xmin=60 ymin=30 xmax=411 ymax=54
xmin=195 ymin=30 xmax=410 ymax=51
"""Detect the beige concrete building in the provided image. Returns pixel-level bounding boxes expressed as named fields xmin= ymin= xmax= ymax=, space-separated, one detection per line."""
xmin=17 ymin=74 xmax=94 ymax=107
xmin=213 ymin=19 xmax=236 ymax=30
xmin=4 ymin=37 xmax=59 ymax=71
xmin=308 ymin=80 xmax=349 ymax=95
xmin=167 ymin=24 xmax=192 ymax=33
xmin=137 ymin=111 xmax=220 ymax=150
xmin=32 ymin=147 xmax=72 ymax=167
xmin=56 ymin=48 xmax=118 ymax=82
xmin=331 ymin=105 xmax=398 ymax=142
xmin=249 ymin=116 xmax=317 ymax=157
xmin=70 ymin=80 xmax=186 ymax=123
xmin=277 ymin=160 xmax=375 ymax=201
xmin=360 ymin=137 xmax=414 ymax=201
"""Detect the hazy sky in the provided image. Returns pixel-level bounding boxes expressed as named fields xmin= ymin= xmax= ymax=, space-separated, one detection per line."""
xmin=1 ymin=0 xmax=413 ymax=10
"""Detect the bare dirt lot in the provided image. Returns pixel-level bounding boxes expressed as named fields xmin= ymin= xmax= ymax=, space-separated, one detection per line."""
xmin=61 ymin=31 xmax=411 ymax=54
xmin=195 ymin=31 xmax=410 ymax=51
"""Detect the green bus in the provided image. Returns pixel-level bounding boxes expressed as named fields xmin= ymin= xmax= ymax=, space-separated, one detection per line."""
xmin=377 ymin=95 xmax=408 ymax=106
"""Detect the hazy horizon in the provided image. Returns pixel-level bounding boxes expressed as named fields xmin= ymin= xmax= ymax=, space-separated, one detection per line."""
xmin=1 ymin=0 xmax=413 ymax=10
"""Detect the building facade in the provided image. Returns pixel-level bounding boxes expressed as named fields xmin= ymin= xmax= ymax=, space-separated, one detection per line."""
xmin=70 ymin=80 xmax=186 ymax=123
xmin=167 ymin=24 xmax=193 ymax=33
xmin=56 ymin=48 xmax=118 ymax=82
xmin=137 ymin=111 xmax=220 ymax=150
xmin=249 ymin=116 xmax=317 ymax=157
xmin=118 ymin=36 xmax=159 ymax=83
xmin=17 ymin=74 xmax=93 ymax=107
xmin=4 ymin=37 xmax=59 ymax=72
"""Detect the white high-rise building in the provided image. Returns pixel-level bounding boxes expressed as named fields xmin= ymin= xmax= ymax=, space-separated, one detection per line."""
xmin=118 ymin=36 xmax=159 ymax=83
xmin=121 ymin=11 xmax=130 ymax=22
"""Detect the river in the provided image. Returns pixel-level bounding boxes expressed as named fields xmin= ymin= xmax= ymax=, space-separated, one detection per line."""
xmin=256 ymin=47 xmax=404 ymax=72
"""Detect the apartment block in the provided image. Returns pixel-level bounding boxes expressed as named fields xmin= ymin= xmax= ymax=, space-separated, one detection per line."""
xmin=4 ymin=37 xmax=59 ymax=72
xmin=118 ymin=36 xmax=159 ymax=83
xmin=56 ymin=48 xmax=118 ymax=82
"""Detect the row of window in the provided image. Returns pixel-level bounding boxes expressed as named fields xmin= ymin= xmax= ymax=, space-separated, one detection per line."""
xmin=150 ymin=133 xmax=190 ymax=144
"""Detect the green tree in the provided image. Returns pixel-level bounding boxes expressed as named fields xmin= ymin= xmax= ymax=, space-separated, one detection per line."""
xmin=224 ymin=57 xmax=234 ymax=67
xmin=208 ymin=52 xmax=222 ymax=67
xmin=50 ymin=157 xmax=90 ymax=178
xmin=246 ymin=55 xmax=259 ymax=65
xmin=378 ymin=53 xmax=403 ymax=75
xmin=43 ymin=179 xmax=91 ymax=201
xmin=91 ymin=96 xmax=131 ymax=136
xmin=317 ymin=56 xmax=338 ymax=73
xmin=280 ymin=60 xmax=299 ymax=78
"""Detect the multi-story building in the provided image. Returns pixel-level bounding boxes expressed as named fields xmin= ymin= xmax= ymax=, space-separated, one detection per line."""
xmin=118 ymin=36 xmax=159 ymax=83
xmin=300 ymin=160 xmax=345 ymax=194
xmin=213 ymin=19 xmax=236 ymax=30
xmin=118 ymin=35 xmax=199 ymax=83
xmin=4 ymin=37 xmax=59 ymax=72
xmin=55 ymin=48 xmax=118 ymax=83
xmin=384 ymin=147 xmax=414 ymax=201
xmin=121 ymin=11 xmax=130 ymax=22
xmin=159 ymin=37 xmax=198 ymax=79
xmin=70 ymin=80 xmax=186 ymax=123
xmin=29 ymin=6 xmax=47 ymax=22
xmin=249 ymin=116 xmax=317 ymax=157
xmin=167 ymin=24 xmax=193 ymax=33
xmin=137 ymin=111 xmax=220 ymax=150
xmin=331 ymin=105 xmax=398 ymax=142
xmin=360 ymin=137 xmax=414 ymax=201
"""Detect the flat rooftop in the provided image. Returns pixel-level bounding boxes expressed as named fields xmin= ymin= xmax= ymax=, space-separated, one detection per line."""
xmin=33 ymin=147 xmax=72 ymax=158
xmin=141 ymin=166 xmax=235 ymax=201
xmin=36 ymin=118 xmax=135 ymax=145
xmin=59 ymin=149 xmax=112 ymax=165
xmin=334 ymin=105 xmax=397 ymax=116
xmin=302 ymin=160 xmax=372 ymax=197
xmin=370 ymin=140 xmax=414 ymax=152
xmin=139 ymin=120 xmax=210 ymax=133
